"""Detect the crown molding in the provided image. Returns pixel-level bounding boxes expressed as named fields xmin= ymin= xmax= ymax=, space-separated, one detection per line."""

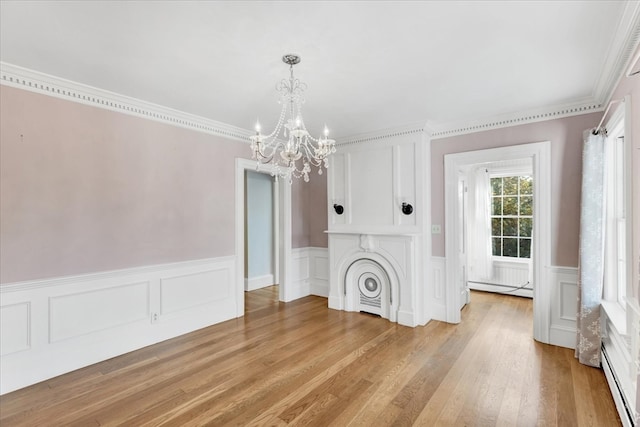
xmin=3 ymin=1 xmax=638 ymax=147
xmin=338 ymin=122 xmax=429 ymax=147
xmin=431 ymin=3 xmax=639 ymax=141
xmin=429 ymin=99 xmax=602 ymax=139
xmin=0 ymin=62 xmax=253 ymax=143
xmin=592 ymin=1 xmax=640 ymax=104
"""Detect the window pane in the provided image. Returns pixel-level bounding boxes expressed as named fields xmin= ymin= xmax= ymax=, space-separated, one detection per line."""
xmin=492 ymin=218 xmax=502 ymax=236
xmin=503 ymin=238 xmax=518 ymax=257
xmin=492 ymin=197 xmax=502 ymax=215
xmin=519 ymin=239 xmax=531 ymax=258
xmin=503 ymin=218 xmax=517 ymax=236
xmin=520 ymin=196 xmax=533 ymax=215
xmin=519 ymin=218 xmax=532 ymax=237
xmin=503 ymin=177 xmax=518 ymax=195
xmin=491 ymin=177 xmax=502 ymax=196
xmin=520 ymin=176 xmax=533 ymax=194
xmin=492 ymin=238 xmax=502 ymax=256
xmin=503 ymin=196 xmax=518 ymax=215
xmin=489 ymin=174 xmax=535 ymax=259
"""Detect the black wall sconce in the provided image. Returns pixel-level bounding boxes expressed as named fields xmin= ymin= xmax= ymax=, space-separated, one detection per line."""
xmin=402 ymin=202 xmax=413 ymax=215
xmin=333 ymin=204 xmax=344 ymax=215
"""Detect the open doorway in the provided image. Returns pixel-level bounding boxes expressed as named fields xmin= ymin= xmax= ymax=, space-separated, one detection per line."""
xmin=461 ymin=158 xmax=534 ymax=299
xmin=235 ymin=158 xmax=293 ymax=317
xmin=244 ymin=170 xmax=279 ymax=311
xmin=444 ymin=142 xmax=552 ymax=344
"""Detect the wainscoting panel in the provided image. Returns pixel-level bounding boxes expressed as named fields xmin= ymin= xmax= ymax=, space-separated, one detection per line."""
xmin=559 ymin=281 xmax=578 ymax=321
xmin=429 ymin=257 xmax=447 ymax=322
xmin=310 ymin=248 xmax=329 ymax=297
xmin=290 ymin=247 xmax=329 ymax=299
xmin=0 ymin=256 xmax=237 ymax=395
xmin=0 ymin=302 xmax=30 ymax=356
xmin=160 ymin=268 xmax=229 ymax=316
xmin=49 ymin=281 xmax=150 ymax=343
xmin=549 ymin=266 xmax=578 ymax=349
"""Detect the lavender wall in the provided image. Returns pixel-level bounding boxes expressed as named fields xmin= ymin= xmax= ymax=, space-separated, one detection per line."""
xmin=431 ymin=112 xmax=600 ymax=267
xmin=291 ymin=179 xmax=310 ymax=248
xmin=0 ymin=86 xmax=250 ymax=283
xmin=308 ymin=171 xmax=328 ymax=248
xmin=291 ymin=171 xmax=329 ymax=249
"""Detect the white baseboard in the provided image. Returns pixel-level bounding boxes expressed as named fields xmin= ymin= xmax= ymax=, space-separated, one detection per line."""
xmin=0 ymin=256 xmax=237 ymax=395
xmin=244 ymin=274 xmax=274 ymax=291
xmin=397 ymin=310 xmax=417 ymax=327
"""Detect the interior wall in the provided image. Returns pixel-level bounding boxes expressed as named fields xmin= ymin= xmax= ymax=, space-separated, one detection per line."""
xmin=0 ymin=86 xmax=249 ymax=284
xmin=245 ymin=170 xmax=273 ymax=280
xmin=291 ymin=179 xmax=309 ymax=248
xmin=308 ymin=171 xmax=328 ymax=248
xmin=431 ymin=112 xmax=600 ymax=267
xmin=291 ymin=171 xmax=329 ymax=249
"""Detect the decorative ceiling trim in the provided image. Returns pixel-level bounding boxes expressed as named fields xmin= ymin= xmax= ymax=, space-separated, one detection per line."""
xmin=429 ymin=101 xmax=602 ymax=139
xmin=0 ymin=62 xmax=252 ymax=143
xmin=338 ymin=122 xmax=428 ymax=147
xmin=592 ymin=1 xmax=640 ymax=104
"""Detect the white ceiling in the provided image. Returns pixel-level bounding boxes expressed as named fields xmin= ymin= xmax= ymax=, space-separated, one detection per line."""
xmin=1 ymin=1 xmax=638 ymax=139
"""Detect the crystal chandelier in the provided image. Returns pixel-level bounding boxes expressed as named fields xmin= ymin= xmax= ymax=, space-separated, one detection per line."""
xmin=250 ymin=54 xmax=336 ymax=182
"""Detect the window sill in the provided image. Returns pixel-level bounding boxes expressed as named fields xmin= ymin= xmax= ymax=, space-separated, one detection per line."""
xmin=601 ymin=300 xmax=627 ymax=335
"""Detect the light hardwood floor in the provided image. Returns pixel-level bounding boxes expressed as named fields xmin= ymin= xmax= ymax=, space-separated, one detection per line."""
xmin=0 ymin=288 xmax=620 ymax=426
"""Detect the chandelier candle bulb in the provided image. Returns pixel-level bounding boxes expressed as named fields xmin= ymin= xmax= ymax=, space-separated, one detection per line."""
xmin=249 ymin=54 xmax=336 ymax=182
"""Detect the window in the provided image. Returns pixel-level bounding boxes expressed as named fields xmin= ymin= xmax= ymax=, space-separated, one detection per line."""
xmin=490 ymin=175 xmax=533 ymax=258
xmin=603 ymin=110 xmax=628 ymax=307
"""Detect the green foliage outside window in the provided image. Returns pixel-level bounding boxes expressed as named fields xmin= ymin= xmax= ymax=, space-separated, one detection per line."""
xmin=490 ymin=175 xmax=533 ymax=258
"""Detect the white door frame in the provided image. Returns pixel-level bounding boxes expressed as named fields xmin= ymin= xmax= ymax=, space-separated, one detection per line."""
xmin=444 ymin=141 xmax=551 ymax=343
xmin=235 ymin=159 xmax=293 ymax=316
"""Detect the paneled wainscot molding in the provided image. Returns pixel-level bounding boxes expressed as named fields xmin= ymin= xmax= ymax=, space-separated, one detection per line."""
xmin=291 ymin=247 xmax=329 ymax=299
xmin=0 ymin=257 xmax=237 ymax=395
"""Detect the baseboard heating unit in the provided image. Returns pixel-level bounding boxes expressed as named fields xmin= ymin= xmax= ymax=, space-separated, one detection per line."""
xmin=602 ymin=345 xmax=637 ymax=427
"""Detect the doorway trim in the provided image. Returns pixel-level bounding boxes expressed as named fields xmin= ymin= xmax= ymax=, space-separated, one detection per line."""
xmin=235 ymin=159 xmax=292 ymax=316
xmin=444 ymin=141 xmax=551 ymax=343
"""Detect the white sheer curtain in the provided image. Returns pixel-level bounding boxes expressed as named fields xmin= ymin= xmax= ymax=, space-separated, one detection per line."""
xmin=467 ymin=167 xmax=492 ymax=282
xmin=575 ymin=129 xmax=606 ymax=367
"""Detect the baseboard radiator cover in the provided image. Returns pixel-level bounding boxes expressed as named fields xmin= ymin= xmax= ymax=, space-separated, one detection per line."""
xmin=602 ymin=345 xmax=637 ymax=427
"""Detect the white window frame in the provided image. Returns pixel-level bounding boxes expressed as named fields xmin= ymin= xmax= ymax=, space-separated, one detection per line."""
xmin=602 ymin=101 xmax=632 ymax=310
xmin=488 ymin=163 xmax=534 ymax=263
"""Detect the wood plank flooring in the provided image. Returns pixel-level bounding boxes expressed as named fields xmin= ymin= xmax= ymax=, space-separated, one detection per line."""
xmin=0 ymin=288 xmax=620 ymax=426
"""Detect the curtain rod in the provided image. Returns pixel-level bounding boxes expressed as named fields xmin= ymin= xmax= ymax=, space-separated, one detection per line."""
xmin=593 ymin=98 xmax=623 ymax=135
